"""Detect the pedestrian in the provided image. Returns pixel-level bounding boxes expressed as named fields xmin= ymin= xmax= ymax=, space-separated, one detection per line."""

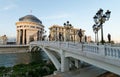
xmin=59 ymin=33 xmax=62 ymax=41
xmin=48 ymin=34 xmax=51 ymax=41
xmin=78 ymin=29 xmax=83 ymax=42
xmin=85 ymin=35 xmax=87 ymax=42
xmin=107 ymin=33 xmax=111 ymax=43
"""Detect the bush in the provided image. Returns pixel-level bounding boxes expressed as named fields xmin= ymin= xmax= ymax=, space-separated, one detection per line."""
xmin=0 ymin=61 xmax=56 ymax=77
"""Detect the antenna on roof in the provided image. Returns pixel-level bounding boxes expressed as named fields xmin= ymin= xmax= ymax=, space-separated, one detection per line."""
xmin=30 ymin=10 xmax=32 ymax=14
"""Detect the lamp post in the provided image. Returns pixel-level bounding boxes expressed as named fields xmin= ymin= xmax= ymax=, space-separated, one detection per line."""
xmin=92 ymin=24 xmax=100 ymax=43
xmin=93 ymin=8 xmax=111 ymax=45
xmin=63 ymin=21 xmax=73 ymax=42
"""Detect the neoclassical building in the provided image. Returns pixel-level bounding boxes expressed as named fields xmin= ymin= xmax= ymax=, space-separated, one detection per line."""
xmin=49 ymin=24 xmax=85 ymax=42
xmin=0 ymin=35 xmax=7 ymax=45
xmin=16 ymin=15 xmax=44 ymax=45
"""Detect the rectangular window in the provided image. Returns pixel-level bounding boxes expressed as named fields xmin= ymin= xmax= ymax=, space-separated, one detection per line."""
xmin=30 ymin=26 xmax=35 ymax=28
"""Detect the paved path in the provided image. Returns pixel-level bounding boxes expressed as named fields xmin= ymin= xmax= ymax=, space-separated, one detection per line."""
xmin=45 ymin=66 xmax=106 ymax=77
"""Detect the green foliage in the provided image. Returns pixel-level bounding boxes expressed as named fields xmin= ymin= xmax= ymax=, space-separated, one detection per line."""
xmin=0 ymin=61 xmax=56 ymax=77
xmin=0 ymin=51 xmax=56 ymax=77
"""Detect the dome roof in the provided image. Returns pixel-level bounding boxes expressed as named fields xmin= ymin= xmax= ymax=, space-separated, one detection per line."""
xmin=19 ymin=15 xmax=42 ymax=24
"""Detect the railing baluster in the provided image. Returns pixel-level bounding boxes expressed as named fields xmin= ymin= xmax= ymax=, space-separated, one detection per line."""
xmin=118 ymin=49 xmax=120 ymax=59
xmin=35 ymin=41 xmax=120 ymax=61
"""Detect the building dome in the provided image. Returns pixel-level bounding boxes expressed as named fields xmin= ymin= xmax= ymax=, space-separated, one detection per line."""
xmin=19 ymin=15 xmax=42 ymax=24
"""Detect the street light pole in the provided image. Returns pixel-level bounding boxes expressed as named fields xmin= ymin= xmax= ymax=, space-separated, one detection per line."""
xmin=100 ymin=23 xmax=104 ymax=44
xmin=93 ymin=24 xmax=101 ymax=43
xmin=93 ymin=8 xmax=111 ymax=45
xmin=63 ymin=21 xmax=73 ymax=42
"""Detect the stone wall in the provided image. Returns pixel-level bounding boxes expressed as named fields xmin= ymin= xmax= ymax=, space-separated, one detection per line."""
xmin=0 ymin=46 xmax=29 ymax=53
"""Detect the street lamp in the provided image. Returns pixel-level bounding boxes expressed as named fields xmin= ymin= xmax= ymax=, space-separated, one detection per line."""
xmin=39 ymin=29 xmax=46 ymax=41
xmin=64 ymin=21 xmax=73 ymax=41
xmin=92 ymin=24 xmax=100 ymax=43
xmin=93 ymin=8 xmax=111 ymax=44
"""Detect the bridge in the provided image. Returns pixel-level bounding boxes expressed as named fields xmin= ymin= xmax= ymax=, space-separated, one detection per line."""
xmin=30 ymin=41 xmax=120 ymax=75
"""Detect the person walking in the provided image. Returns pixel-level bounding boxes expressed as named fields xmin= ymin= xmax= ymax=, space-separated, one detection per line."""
xmin=59 ymin=33 xmax=62 ymax=41
xmin=78 ymin=29 xmax=83 ymax=42
xmin=85 ymin=35 xmax=87 ymax=42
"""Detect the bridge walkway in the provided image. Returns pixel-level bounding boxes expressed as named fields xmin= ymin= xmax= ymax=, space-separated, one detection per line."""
xmin=30 ymin=41 xmax=120 ymax=75
xmin=45 ymin=66 xmax=106 ymax=77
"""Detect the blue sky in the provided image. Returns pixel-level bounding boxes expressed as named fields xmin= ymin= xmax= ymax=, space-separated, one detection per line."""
xmin=0 ymin=0 xmax=120 ymax=42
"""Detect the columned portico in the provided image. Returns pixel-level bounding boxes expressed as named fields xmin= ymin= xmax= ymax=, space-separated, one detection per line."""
xmin=16 ymin=15 xmax=44 ymax=45
xmin=22 ymin=29 xmax=25 ymax=44
xmin=17 ymin=30 xmax=19 ymax=44
xmin=20 ymin=29 xmax=23 ymax=44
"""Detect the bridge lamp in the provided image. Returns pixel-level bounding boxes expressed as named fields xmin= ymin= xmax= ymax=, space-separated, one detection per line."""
xmin=63 ymin=21 xmax=73 ymax=41
xmin=93 ymin=8 xmax=111 ymax=44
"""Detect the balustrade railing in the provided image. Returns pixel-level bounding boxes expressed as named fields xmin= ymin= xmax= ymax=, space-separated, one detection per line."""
xmin=105 ymin=46 xmax=120 ymax=59
xmin=30 ymin=41 xmax=120 ymax=60
xmin=83 ymin=44 xmax=99 ymax=54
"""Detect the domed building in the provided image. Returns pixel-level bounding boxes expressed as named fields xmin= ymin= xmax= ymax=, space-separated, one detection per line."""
xmin=16 ymin=15 xmax=44 ymax=45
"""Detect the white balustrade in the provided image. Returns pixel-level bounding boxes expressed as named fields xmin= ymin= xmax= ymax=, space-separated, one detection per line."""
xmin=31 ymin=41 xmax=120 ymax=61
xmin=83 ymin=44 xmax=99 ymax=54
xmin=105 ymin=46 xmax=120 ymax=59
xmin=30 ymin=41 xmax=120 ymax=75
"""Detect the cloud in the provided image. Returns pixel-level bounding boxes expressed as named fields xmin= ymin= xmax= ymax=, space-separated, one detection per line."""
xmin=3 ymin=4 xmax=17 ymax=10
xmin=41 ymin=14 xmax=71 ymax=20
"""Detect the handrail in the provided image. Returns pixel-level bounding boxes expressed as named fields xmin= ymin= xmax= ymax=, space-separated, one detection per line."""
xmin=30 ymin=41 xmax=120 ymax=60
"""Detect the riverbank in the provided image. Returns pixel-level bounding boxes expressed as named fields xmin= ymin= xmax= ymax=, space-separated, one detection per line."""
xmin=0 ymin=46 xmax=29 ymax=54
xmin=0 ymin=61 xmax=56 ymax=77
xmin=0 ymin=51 xmax=56 ymax=77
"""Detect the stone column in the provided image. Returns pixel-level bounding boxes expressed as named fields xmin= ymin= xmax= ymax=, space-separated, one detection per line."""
xmin=75 ymin=59 xmax=79 ymax=69
xmin=26 ymin=30 xmax=29 ymax=44
xmin=20 ymin=29 xmax=23 ymax=44
xmin=25 ymin=29 xmax=26 ymax=44
xmin=64 ymin=29 xmax=66 ymax=42
xmin=22 ymin=29 xmax=25 ymax=44
xmin=61 ymin=50 xmax=69 ymax=72
xmin=17 ymin=30 xmax=20 ymax=44
xmin=17 ymin=30 xmax=19 ymax=44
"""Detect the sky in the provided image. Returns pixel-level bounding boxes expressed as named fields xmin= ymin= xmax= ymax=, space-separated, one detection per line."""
xmin=0 ymin=0 xmax=120 ymax=42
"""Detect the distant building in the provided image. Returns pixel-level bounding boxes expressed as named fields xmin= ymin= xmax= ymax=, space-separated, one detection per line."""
xmin=87 ymin=36 xmax=92 ymax=43
xmin=49 ymin=25 xmax=85 ymax=42
xmin=16 ymin=15 xmax=44 ymax=45
xmin=0 ymin=35 xmax=7 ymax=45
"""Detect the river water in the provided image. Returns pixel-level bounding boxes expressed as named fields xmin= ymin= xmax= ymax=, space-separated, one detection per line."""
xmin=0 ymin=51 xmax=47 ymax=67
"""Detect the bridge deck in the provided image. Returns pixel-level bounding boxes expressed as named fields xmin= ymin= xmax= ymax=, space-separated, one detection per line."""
xmin=30 ymin=41 xmax=120 ymax=75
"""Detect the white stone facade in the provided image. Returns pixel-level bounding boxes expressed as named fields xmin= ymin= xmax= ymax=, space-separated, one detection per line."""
xmin=0 ymin=35 xmax=7 ymax=45
xmin=16 ymin=15 xmax=44 ymax=45
xmin=49 ymin=25 xmax=85 ymax=42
